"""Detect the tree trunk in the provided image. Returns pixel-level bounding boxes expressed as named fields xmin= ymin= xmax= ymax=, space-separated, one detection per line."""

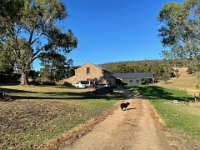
xmin=21 ymin=72 xmax=29 ymax=85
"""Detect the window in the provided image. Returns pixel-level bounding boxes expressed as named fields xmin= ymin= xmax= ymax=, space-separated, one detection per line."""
xmin=80 ymin=81 xmax=89 ymax=84
xmin=86 ymin=67 xmax=90 ymax=74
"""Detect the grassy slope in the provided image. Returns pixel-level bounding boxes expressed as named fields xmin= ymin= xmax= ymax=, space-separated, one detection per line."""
xmin=156 ymin=67 xmax=200 ymax=95
xmin=0 ymin=85 xmax=119 ymax=150
xmin=128 ymin=86 xmax=200 ymax=139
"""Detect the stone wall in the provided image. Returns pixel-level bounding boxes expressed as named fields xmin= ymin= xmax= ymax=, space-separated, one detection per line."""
xmin=64 ymin=63 xmax=105 ymax=85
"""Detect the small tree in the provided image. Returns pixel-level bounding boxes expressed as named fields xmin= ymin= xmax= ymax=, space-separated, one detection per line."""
xmin=39 ymin=51 xmax=71 ymax=81
xmin=161 ymin=72 xmax=171 ymax=84
xmin=174 ymin=69 xmax=180 ymax=78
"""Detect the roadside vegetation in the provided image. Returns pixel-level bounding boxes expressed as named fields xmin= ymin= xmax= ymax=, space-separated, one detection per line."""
xmin=0 ymin=85 xmax=121 ymax=150
xmin=128 ymin=86 xmax=200 ymax=139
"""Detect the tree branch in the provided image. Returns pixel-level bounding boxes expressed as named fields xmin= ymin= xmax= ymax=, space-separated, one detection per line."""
xmin=30 ymin=15 xmax=52 ymax=46
xmin=29 ymin=27 xmax=35 ymax=43
xmin=32 ymin=47 xmax=43 ymax=62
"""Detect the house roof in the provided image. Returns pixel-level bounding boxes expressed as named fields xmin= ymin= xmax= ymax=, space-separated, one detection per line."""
xmin=113 ymin=72 xmax=153 ymax=79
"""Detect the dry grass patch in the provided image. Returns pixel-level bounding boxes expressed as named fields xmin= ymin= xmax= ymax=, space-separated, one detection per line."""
xmin=156 ymin=67 xmax=200 ymax=96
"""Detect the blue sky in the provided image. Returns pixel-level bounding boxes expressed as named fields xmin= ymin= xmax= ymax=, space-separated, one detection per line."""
xmin=34 ymin=0 xmax=183 ymax=70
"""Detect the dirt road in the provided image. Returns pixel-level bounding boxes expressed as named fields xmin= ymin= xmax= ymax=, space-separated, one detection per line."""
xmin=61 ymin=99 xmax=174 ymax=150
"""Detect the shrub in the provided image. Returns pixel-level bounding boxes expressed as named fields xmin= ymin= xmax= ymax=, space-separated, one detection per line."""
xmin=0 ymin=73 xmax=21 ymax=82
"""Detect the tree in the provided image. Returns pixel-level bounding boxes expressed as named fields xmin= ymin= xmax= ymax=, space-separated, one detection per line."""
xmin=0 ymin=46 xmax=14 ymax=73
xmin=0 ymin=0 xmax=24 ymax=41
xmin=161 ymin=72 xmax=171 ymax=84
xmin=39 ymin=51 xmax=72 ymax=81
xmin=174 ymin=69 xmax=180 ymax=78
xmin=158 ymin=0 xmax=200 ymax=60
xmin=0 ymin=0 xmax=77 ymax=85
xmin=0 ymin=0 xmax=23 ymax=73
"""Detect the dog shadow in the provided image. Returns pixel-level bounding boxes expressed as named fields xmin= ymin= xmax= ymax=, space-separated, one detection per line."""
xmin=126 ymin=107 xmax=136 ymax=110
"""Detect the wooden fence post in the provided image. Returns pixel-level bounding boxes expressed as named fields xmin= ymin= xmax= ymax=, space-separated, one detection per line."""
xmin=194 ymin=93 xmax=197 ymax=103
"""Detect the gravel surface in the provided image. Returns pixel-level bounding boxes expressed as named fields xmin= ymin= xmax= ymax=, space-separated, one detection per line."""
xmin=61 ymin=99 xmax=174 ymax=150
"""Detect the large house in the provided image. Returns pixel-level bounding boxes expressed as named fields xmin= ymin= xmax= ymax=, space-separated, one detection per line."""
xmin=113 ymin=72 xmax=154 ymax=85
xmin=63 ymin=63 xmax=115 ymax=85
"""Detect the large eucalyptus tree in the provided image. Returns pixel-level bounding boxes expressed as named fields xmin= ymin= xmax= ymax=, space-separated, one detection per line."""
xmin=0 ymin=0 xmax=77 ymax=85
xmin=158 ymin=0 xmax=200 ymax=60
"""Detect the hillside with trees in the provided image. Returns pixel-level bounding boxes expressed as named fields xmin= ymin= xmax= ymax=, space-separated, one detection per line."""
xmin=100 ymin=60 xmax=183 ymax=82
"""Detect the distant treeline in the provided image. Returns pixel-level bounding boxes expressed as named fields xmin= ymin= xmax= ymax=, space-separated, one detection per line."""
xmin=100 ymin=60 xmax=187 ymax=80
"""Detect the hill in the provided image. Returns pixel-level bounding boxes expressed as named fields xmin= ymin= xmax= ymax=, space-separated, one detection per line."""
xmin=156 ymin=68 xmax=199 ymax=96
xmin=100 ymin=60 xmax=176 ymax=80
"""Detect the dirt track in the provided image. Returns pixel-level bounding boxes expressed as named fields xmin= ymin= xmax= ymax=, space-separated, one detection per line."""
xmin=61 ymin=99 xmax=176 ymax=150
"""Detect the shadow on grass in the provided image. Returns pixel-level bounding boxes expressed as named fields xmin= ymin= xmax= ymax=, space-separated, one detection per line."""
xmin=0 ymin=87 xmax=36 ymax=94
xmin=0 ymin=87 xmax=124 ymax=101
xmin=0 ymin=81 xmax=21 ymax=86
xmin=127 ymin=86 xmax=194 ymax=102
xmin=11 ymin=92 xmax=124 ymax=100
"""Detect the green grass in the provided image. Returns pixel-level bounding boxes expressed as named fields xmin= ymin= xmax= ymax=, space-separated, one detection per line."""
xmin=0 ymin=85 xmax=122 ymax=100
xmin=128 ymin=85 xmax=200 ymax=139
xmin=128 ymin=85 xmax=193 ymax=102
xmin=0 ymin=85 xmax=92 ymax=99
xmin=0 ymin=100 xmax=116 ymax=150
xmin=0 ymin=85 xmax=122 ymax=149
xmin=150 ymin=100 xmax=200 ymax=138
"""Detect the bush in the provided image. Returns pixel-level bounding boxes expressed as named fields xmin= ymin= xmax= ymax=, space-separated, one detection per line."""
xmin=0 ymin=73 xmax=21 ymax=82
xmin=63 ymin=82 xmax=73 ymax=87
xmin=91 ymin=87 xmax=114 ymax=95
xmin=41 ymin=81 xmax=56 ymax=85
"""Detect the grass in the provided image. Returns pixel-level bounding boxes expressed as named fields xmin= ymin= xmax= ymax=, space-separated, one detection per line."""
xmin=0 ymin=100 xmax=117 ymax=150
xmin=128 ymin=85 xmax=200 ymax=139
xmin=128 ymin=85 xmax=194 ymax=102
xmin=156 ymin=67 xmax=200 ymax=95
xmin=150 ymin=100 xmax=200 ymax=138
xmin=0 ymin=85 xmax=121 ymax=149
xmin=0 ymin=85 xmax=122 ymax=100
xmin=0 ymin=85 xmax=90 ymax=99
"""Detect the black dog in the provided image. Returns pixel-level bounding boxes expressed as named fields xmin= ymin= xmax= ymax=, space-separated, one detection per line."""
xmin=120 ymin=102 xmax=130 ymax=111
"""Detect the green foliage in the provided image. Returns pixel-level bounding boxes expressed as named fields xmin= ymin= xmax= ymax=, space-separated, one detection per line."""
xmin=0 ymin=49 xmax=14 ymax=73
xmin=187 ymin=58 xmax=200 ymax=74
xmin=0 ymin=0 xmax=24 ymax=37
xmin=161 ymin=72 xmax=171 ymax=83
xmin=38 ymin=51 xmax=72 ymax=82
xmin=187 ymin=57 xmax=200 ymax=87
xmin=0 ymin=0 xmax=78 ymax=85
xmin=100 ymin=60 xmax=175 ymax=80
xmin=158 ymin=0 xmax=200 ymax=60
